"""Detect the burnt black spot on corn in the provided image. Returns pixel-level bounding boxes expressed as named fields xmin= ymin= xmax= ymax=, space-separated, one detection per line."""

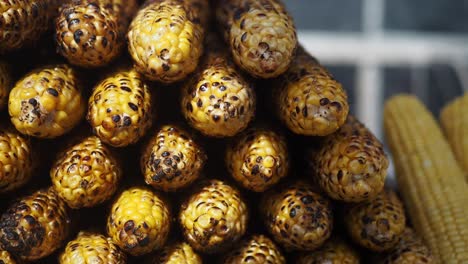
xmin=215 ymin=0 xmax=297 ymax=78
xmin=145 ymin=242 xmax=201 ymax=264
xmin=0 ymin=0 xmax=60 ymax=52
xmin=181 ymin=33 xmax=256 ymax=137
xmin=311 ymin=115 xmax=388 ymax=202
xmin=0 ymin=61 xmax=11 ymax=110
xmin=55 ymin=0 xmax=138 ymax=67
xmin=127 ymin=0 xmax=210 ymax=83
xmin=0 ymin=187 xmax=70 ymax=261
xmin=380 ymin=228 xmax=436 ymax=264
xmin=296 ymin=237 xmax=360 ymax=264
xmin=261 ymin=181 xmax=333 ymax=251
xmin=224 ymin=234 xmax=285 ymax=264
xmin=274 ymin=47 xmax=349 ymax=136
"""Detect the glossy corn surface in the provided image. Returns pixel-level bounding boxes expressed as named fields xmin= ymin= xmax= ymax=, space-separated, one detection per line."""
xmin=146 ymin=242 xmax=201 ymax=264
xmin=224 ymin=234 xmax=285 ymax=264
xmin=380 ymin=228 xmax=435 ymax=264
xmin=296 ymin=237 xmax=360 ymax=264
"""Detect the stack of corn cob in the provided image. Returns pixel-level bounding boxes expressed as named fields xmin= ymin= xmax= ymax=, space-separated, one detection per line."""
xmin=0 ymin=0 xmax=464 ymax=263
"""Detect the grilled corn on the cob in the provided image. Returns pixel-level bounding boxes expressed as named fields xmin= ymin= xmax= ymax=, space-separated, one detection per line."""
xmin=179 ymin=179 xmax=248 ymax=253
xmin=50 ymin=136 xmax=122 ymax=209
xmin=384 ymin=95 xmax=468 ymax=263
xmin=313 ymin=115 xmax=388 ymax=202
xmin=0 ymin=250 xmax=16 ymax=264
xmin=346 ymin=190 xmax=406 ymax=252
xmin=107 ymin=187 xmax=171 ymax=256
xmin=224 ymin=234 xmax=285 ymax=264
xmin=146 ymin=242 xmax=201 ymax=264
xmin=141 ymin=125 xmax=206 ymax=192
xmin=0 ymin=187 xmax=70 ymax=261
xmin=56 ymin=0 xmax=138 ymax=67
xmin=60 ymin=231 xmax=127 ymax=264
xmin=275 ymin=47 xmax=349 ymax=136
xmin=127 ymin=0 xmax=209 ymax=83
xmin=261 ymin=181 xmax=333 ymax=251
xmin=8 ymin=64 xmax=86 ymax=138
xmin=215 ymin=0 xmax=297 ymax=78
xmin=0 ymin=61 xmax=11 ymax=110
xmin=87 ymin=68 xmax=152 ymax=147
xmin=296 ymin=237 xmax=360 ymax=264
xmin=380 ymin=228 xmax=435 ymax=264
xmin=226 ymin=128 xmax=289 ymax=192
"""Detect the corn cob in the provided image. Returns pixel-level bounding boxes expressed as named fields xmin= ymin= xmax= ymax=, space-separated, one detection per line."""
xmin=179 ymin=179 xmax=248 ymax=253
xmin=0 ymin=61 xmax=11 ymax=110
xmin=0 ymin=250 xmax=16 ymax=264
xmin=107 ymin=187 xmax=171 ymax=256
xmin=296 ymin=237 xmax=360 ymax=264
xmin=145 ymin=242 xmax=202 ymax=264
xmin=141 ymin=125 xmax=206 ymax=192
xmin=440 ymin=92 xmax=468 ymax=177
xmin=127 ymin=0 xmax=209 ymax=83
xmin=274 ymin=47 xmax=349 ymax=136
xmin=345 ymin=190 xmax=406 ymax=252
xmin=313 ymin=115 xmax=388 ymax=202
xmin=8 ymin=64 xmax=86 ymax=139
xmin=181 ymin=34 xmax=256 ymax=137
xmin=60 ymin=231 xmax=127 ymax=264
xmin=224 ymin=234 xmax=285 ymax=264
xmin=50 ymin=136 xmax=122 ymax=209
xmin=380 ymin=228 xmax=435 ymax=264
xmin=0 ymin=0 xmax=60 ymax=52
xmin=260 ymin=181 xmax=333 ymax=251
xmin=215 ymin=0 xmax=297 ymax=78
xmin=55 ymin=0 xmax=138 ymax=68
xmin=0 ymin=187 xmax=70 ymax=261
xmin=87 ymin=68 xmax=152 ymax=147
xmin=384 ymin=94 xmax=468 ymax=263
xmin=226 ymin=128 xmax=289 ymax=192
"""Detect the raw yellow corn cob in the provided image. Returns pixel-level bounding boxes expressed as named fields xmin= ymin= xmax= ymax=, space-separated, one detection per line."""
xmin=55 ymin=0 xmax=138 ymax=67
xmin=275 ymin=47 xmax=349 ymax=136
xmin=296 ymin=237 xmax=360 ymax=264
xmin=181 ymin=34 xmax=256 ymax=137
xmin=127 ymin=0 xmax=209 ymax=83
xmin=226 ymin=128 xmax=289 ymax=192
xmin=50 ymin=136 xmax=122 ymax=209
xmin=215 ymin=0 xmax=297 ymax=78
xmin=107 ymin=187 xmax=171 ymax=256
xmin=0 ymin=187 xmax=70 ymax=261
xmin=0 ymin=61 xmax=11 ymax=110
xmin=145 ymin=242 xmax=201 ymax=264
xmin=141 ymin=125 xmax=206 ymax=192
xmin=346 ymin=190 xmax=406 ymax=252
xmin=87 ymin=68 xmax=152 ymax=147
xmin=60 ymin=231 xmax=127 ymax=264
xmin=260 ymin=181 xmax=333 ymax=251
xmin=224 ymin=234 xmax=285 ymax=264
xmin=380 ymin=228 xmax=435 ymax=264
xmin=440 ymin=92 xmax=468 ymax=177
xmin=384 ymin=94 xmax=468 ymax=263
xmin=8 ymin=64 xmax=86 ymax=139
xmin=313 ymin=115 xmax=388 ymax=202
xmin=0 ymin=0 xmax=60 ymax=52
xmin=179 ymin=179 xmax=248 ymax=253
xmin=0 ymin=250 xmax=16 ymax=264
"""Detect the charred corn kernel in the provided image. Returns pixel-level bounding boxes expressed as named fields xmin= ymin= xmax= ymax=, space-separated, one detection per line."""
xmin=55 ymin=0 xmax=138 ymax=67
xmin=384 ymin=95 xmax=468 ymax=263
xmin=60 ymin=231 xmax=127 ymax=264
xmin=261 ymin=181 xmax=333 ymax=251
xmin=107 ymin=187 xmax=171 ymax=256
xmin=0 ymin=61 xmax=11 ymax=110
xmin=179 ymin=180 xmax=248 ymax=253
xmin=181 ymin=35 xmax=256 ymax=137
xmin=0 ymin=0 xmax=60 ymax=52
xmin=0 ymin=250 xmax=16 ymax=264
xmin=0 ymin=187 xmax=70 ymax=261
xmin=296 ymin=237 xmax=360 ymax=264
xmin=224 ymin=235 xmax=285 ymax=264
xmin=440 ymin=92 xmax=468 ymax=177
xmin=313 ymin=115 xmax=388 ymax=202
xmin=275 ymin=47 xmax=349 ymax=136
xmin=87 ymin=68 xmax=152 ymax=147
xmin=141 ymin=125 xmax=206 ymax=192
xmin=215 ymin=0 xmax=297 ymax=78
xmin=380 ymin=228 xmax=435 ymax=264
xmin=127 ymin=0 xmax=209 ymax=83
xmin=8 ymin=64 xmax=86 ymax=139
xmin=146 ymin=242 xmax=201 ymax=264
xmin=226 ymin=128 xmax=289 ymax=192
xmin=346 ymin=190 xmax=406 ymax=252
xmin=50 ymin=136 xmax=122 ymax=209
